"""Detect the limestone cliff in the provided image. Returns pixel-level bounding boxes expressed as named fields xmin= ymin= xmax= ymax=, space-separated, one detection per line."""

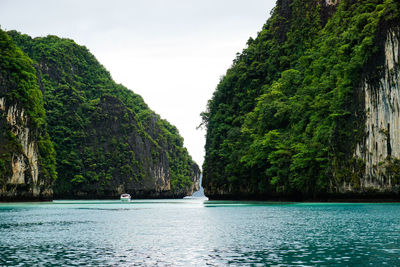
xmin=67 ymin=95 xmax=200 ymax=198
xmin=355 ymin=25 xmax=400 ymax=193
xmin=7 ymin=31 xmax=200 ymax=199
xmin=0 ymin=98 xmax=52 ymax=200
xmin=202 ymin=0 xmax=400 ymax=200
xmin=0 ymin=29 xmax=56 ymax=201
xmin=0 ymin=28 xmax=200 ymax=200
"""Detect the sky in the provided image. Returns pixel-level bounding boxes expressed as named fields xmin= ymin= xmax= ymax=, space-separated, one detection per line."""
xmin=0 ymin=0 xmax=276 ymax=168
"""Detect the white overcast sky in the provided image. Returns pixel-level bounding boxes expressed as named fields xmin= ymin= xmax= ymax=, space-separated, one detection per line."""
xmin=0 ymin=0 xmax=275 ymax=168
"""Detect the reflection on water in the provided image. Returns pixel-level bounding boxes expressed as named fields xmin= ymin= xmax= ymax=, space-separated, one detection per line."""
xmin=1 ymin=200 xmax=400 ymax=266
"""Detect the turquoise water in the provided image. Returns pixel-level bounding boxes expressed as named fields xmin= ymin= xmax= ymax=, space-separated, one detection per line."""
xmin=1 ymin=200 xmax=400 ymax=266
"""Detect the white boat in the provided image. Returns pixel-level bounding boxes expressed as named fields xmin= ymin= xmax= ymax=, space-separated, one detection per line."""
xmin=120 ymin=193 xmax=131 ymax=201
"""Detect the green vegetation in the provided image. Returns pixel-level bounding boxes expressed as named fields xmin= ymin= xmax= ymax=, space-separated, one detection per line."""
xmin=202 ymin=0 xmax=399 ymax=198
xmin=0 ymin=29 xmax=56 ymax=183
xmin=6 ymin=31 xmax=198 ymax=197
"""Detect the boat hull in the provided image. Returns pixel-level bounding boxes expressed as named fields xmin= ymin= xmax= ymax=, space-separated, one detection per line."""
xmin=120 ymin=193 xmax=131 ymax=201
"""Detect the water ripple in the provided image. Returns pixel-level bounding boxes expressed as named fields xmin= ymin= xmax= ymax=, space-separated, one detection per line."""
xmin=1 ymin=201 xmax=400 ymax=266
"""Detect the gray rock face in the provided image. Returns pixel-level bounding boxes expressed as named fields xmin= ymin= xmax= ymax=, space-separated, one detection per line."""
xmin=0 ymin=97 xmax=52 ymax=200
xmin=69 ymin=95 xmax=201 ymax=199
xmin=354 ymin=26 xmax=400 ymax=193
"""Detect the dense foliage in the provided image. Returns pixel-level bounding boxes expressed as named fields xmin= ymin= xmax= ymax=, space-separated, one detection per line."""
xmin=0 ymin=29 xmax=56 ymax=183
xmin=8 ymin=31 xmax=198 ymax=197
xmin=202 ymin=0 xmax=400 ymax=198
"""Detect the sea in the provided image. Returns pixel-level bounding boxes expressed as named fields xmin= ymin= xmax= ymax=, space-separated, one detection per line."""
xmin=1 ymin=200 xmax=400 ymax=266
